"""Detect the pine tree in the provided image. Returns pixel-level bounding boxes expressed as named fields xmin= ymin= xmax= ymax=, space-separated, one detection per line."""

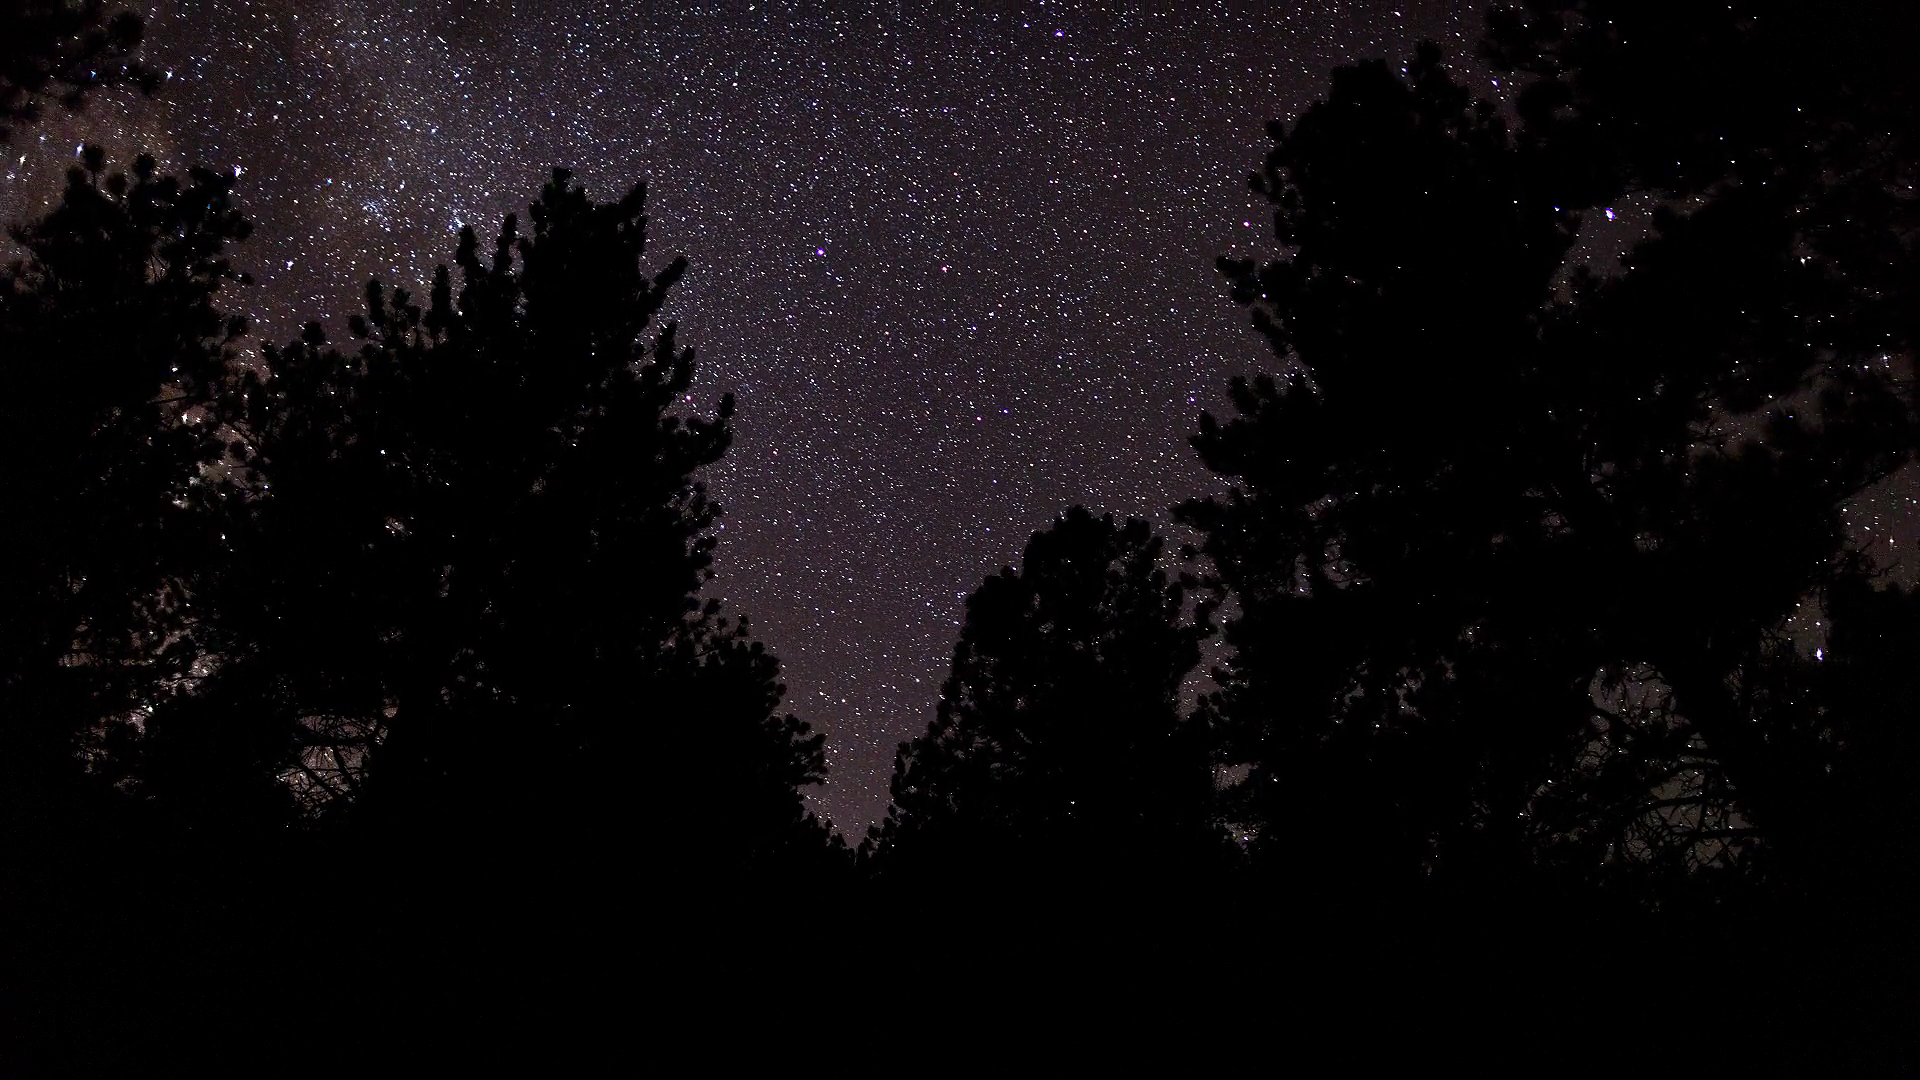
xmin=1185 ymin=32 xmax=1917 ymax=905
xmin=0 ymin=150 xmax=270 ymax=1074
xmin=0 ymin=148 xmax=254 ymax=855
xmin=868 ymin=507 xmax=1221 ymax=886
xmin=224 ymin=169 xmax=836 ymax=887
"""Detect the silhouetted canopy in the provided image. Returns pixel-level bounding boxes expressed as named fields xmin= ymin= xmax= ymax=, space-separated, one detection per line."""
xmin=1187 ymin=22 xmax=1918 ymax=906
xmin=869 ymin=506 xmax=1222 ymax=883
xmin=0 ymin=2 xmax=157 ymax=142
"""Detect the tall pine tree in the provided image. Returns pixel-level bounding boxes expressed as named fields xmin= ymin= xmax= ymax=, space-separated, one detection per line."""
xmin=221 ymin=169 xmax=836 ymax=889
xmin=0 ymin=149 xmax=254 ymax=858
xmin=1186 ymin=30 xmax=1917 ymax=906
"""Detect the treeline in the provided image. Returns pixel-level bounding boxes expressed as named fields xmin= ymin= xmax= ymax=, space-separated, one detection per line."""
xmin=874 ymin=3 xmax=1920 ymax=919
xmin=2 ymin=0 xmax=1917 ymax=1070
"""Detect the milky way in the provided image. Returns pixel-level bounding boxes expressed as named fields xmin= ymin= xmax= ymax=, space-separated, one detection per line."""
xmin=7 ymin=0 xmax=1612 ymax=832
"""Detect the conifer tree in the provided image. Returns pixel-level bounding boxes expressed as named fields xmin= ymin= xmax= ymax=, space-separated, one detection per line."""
xmin=0 ymin=148 xmax=254 ymax=854
xmin=869 ymin=507 xmax=1221 ymax=884
xmin=1186 ymin=29 xmax=1917 ymax=903
xmin=0 ymin=152 xmax=272 ymax=1075
xmin=225 ymin=169 xmax=836 ymax=882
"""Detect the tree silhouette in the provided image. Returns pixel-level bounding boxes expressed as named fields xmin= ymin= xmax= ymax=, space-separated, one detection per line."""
xmin=221 ymin=169 xmax=837 ymax=885
xmin=867 ymin=507 xmax=1222 ymax=885
xmin=1479 ymin=1 xmax=1920 ymax=900
xmin=0 ymin=150 xmax=269 ymax=1075
xmin=0 ymin=2 xmax=158 ymax=142
xmin=1185 ymin=34 xmax=1918 ymax=907
xmin=0 ymin=148 xmax=254 ymax=854
xmin=1185 ymin=48 xmax=1576 ymax=895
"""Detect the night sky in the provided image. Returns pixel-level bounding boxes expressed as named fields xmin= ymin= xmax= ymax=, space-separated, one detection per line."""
xmin=8 ymin=0 xmax=1912 ymax=834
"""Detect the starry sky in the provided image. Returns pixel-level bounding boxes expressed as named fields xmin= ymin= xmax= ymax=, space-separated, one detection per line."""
xmin=10 ymin=0 xmax=1912 ymax=835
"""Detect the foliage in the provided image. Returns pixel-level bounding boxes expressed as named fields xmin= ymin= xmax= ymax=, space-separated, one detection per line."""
xmin=1185 ymin=21 xmax=1917 ymax=908
xmin=869 ymin=507 xmax=1223 ymax=882
xmin=220 ymin=170 xmax=836 ymax=874
xmin=0 ymin=148 xmax=254 ymax=845
xmin=0 ymin=1 xmax=157 ymax=142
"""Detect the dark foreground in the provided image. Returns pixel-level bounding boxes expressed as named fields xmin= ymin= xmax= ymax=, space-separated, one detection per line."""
xmin=4 ymin=848 xmax=1911 ymax=1075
